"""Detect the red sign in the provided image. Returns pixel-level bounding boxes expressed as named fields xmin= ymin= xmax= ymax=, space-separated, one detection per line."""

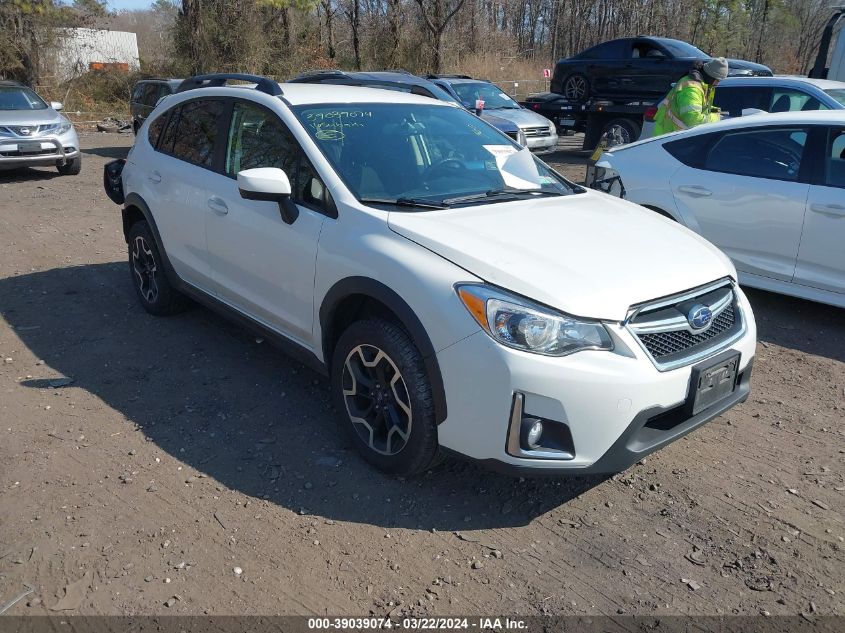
xmin=542 ymin=68 xmax=551 ymax=79
xmin=475 ymin=99 xmax=485 ymax=111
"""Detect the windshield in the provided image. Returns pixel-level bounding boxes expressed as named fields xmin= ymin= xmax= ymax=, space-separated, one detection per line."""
xmin=659 ymin=39 xmax=708 ymax=58
xmin=292 ymin=103 xmax=576 ymax=207
xmin=450 ymin=82 xmax=520 ymax=110
xmin=0 ymin=86 xmax=48 ymax=111
xmin=824 ymin=89 xmax=845 ymax=107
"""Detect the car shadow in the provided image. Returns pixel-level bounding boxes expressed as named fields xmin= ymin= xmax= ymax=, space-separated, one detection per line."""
xmin=744 ymin=287 xmax=845 ymax=363
xmin=0 ymin=166 xmax=64 ymax=182
xmin=83 ymin=144 xmax=130 ymax=159
xmin=1 ymin=263 xmax=609 ymax=531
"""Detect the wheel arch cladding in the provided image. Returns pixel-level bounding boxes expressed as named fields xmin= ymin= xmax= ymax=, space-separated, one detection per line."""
xmin=320 ymin=277 xmax=448 ymax=425
xmin=122 ymin=193 xmax=179 ymax=286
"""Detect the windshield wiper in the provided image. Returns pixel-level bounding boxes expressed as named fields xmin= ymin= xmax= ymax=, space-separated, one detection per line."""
xmin=358 ymin=197 xmax=450 ymax=210
xmin=443 ymin=188 xmax=562 ymax=205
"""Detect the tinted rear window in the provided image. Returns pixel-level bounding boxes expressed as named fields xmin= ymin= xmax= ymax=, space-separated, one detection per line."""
xmin=577 ymin=40 xmax=627 ymax=60
xmin=170 ymin=99 xmax=225 ymax=167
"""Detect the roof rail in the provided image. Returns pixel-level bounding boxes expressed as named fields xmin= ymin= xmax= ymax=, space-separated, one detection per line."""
xmin=426 ymin=74 xmax=473 ymax=80
xmin=176 ymin=73 xmax=283 ymax=96
xmin=288 ymin=70 xmax=350 ymax=82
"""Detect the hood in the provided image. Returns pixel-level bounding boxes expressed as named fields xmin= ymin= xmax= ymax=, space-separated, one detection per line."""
xmin=485 ymin=107 xmax=554 ymax=129
xmin=387 ymin=192 xmax=735 ymax=321
xmin=480 ymin=113 xmax=519 ymax=133
xmin=0 ymin=109 xmax=62 ymax=126
xmin=726 ymin=59 xmax=773 ymax=76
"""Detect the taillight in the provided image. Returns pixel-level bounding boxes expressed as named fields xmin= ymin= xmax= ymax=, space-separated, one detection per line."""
xmin=644 ymin=105 xmax=658 ymax=122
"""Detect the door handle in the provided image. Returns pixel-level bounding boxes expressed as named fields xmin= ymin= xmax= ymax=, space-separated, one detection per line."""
xmin=148 ymin=171 xmax=161 ymax=184
xmin=677 ymin=185 xmax=712 ymax=198
xmin=810 ymin=203 xmax=845 ymax=218
xmin=207 ymin=197 xmax=229 ymax=215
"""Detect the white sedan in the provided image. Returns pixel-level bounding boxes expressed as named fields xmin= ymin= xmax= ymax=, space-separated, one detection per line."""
xmin=590 ymin=111 xmax=845 ymax=308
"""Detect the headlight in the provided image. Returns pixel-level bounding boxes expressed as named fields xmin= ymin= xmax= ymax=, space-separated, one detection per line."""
xmin=39 ymin=121 xmax=72 ymax=135
xmin=456 ymin=284 xmax=613 ymax=357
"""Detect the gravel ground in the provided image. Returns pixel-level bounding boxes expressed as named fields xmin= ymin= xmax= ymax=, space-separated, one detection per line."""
xmin=0 ymin=132 xmax=843 ymax=618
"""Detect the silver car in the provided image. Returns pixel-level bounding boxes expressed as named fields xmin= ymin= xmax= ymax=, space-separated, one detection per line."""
xmin=429 ymin=76 xmax=559 ymax=154
xmin=0 ymin=81 xmax=81 ymax=175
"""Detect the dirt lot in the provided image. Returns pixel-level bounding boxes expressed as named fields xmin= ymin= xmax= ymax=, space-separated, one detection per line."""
xmin=0 ymin=132 xmax=843 ymax=618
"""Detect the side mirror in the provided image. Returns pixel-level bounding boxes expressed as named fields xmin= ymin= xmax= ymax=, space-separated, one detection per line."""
xmin=51 ymin=101 xmax=63 ymax=111
xmin=238 ymin=167 xmax=298 ymax=224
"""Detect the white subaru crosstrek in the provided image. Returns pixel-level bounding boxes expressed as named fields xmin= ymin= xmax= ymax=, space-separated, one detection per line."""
xmin=104 ymin=73 xmax=757 ymax=476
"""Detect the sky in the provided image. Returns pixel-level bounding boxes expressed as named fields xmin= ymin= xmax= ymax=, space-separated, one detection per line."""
xmin=107 ymin=0 xmax=156 ymax=10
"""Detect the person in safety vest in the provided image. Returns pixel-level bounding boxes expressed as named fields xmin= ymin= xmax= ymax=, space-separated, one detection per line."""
xmin=652 ymin=57 xmax=729 ymax=136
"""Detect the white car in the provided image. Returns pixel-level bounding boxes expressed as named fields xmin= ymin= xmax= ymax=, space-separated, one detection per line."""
xmin=591 ymin=111 xmax=845 ymax=308
xmin=640 ymin=76 xmax=845 ymax=139
xmin=104 ymin=73 xmax=756 ymax=476
xmin=0 ymin=80 xmax=81 ymax=175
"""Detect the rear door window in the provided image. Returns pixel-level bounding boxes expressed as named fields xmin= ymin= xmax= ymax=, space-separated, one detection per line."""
xmin=703 ymin=127 xmax=808 ymax=181
xmin=579 ymin=40 xmax=627 ymax=60
xmin=147 ymin=111 xmax=168 ymax=147
xmin=824 ymin=128 xmax=845 ymax=188
xmin=170 ymin=99 xmax=225 ymax=168
xmin=769 ymin=88 xmax=827 ymax=113
xmin=142 ymin=83 xmax=160 ymax=106
xmin=714 ymin=86 xmax=771 ymax=117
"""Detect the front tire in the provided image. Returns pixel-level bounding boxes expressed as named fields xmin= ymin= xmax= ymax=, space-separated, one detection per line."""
xmin=57 ymin=156 xmax=81 ymax=176
xmin=127 ymin=221 xmax=188 ymax=316
xmin=331 ymin=319 xmax=440 ymax=475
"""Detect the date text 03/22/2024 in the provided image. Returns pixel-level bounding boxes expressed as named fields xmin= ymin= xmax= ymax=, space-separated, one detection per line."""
xmin=307 ymin=618 xmax=527 ymax=630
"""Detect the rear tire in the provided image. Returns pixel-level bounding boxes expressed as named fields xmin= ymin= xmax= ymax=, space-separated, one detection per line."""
xmin=57 ymin=156 xmax=81 ymax=176
xmin=563 ymin=73 xmax=590 ymax=102
xmin=601 ymin=118 xmax=641 ymax=147
xmin=127 ymin=221 xmax=189 ymax=316
xmin=331 ymin=319 xmax=440 ymax=476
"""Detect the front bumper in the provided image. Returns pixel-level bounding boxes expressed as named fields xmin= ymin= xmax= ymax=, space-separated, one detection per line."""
xmin=0 ymin=133 xmax=80 ymax=169
xmin=525 ymin=132 xmax=559 ymax=154
xmin=435 ymin=288 xmax=757 ymax=474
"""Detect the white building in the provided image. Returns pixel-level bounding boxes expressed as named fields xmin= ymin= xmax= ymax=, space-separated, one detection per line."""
xmin=52 ymin=28 xmax=140 ymax=81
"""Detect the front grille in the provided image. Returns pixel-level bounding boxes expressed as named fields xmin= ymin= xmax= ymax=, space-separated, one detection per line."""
xmin=1 ymin=124 xmax=44 ymax=137
xmin=504 ymin=131 xmax=519 ymax=141
xmin=627 ymin=280 xmax=744 ymax=370
xmin=638 ymin=304 xmax=735 ymax=359
xmin=523 ymin=126 xmax=551 ymax=138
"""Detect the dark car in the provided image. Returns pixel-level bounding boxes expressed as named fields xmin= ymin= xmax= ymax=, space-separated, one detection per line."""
xmin=287 ymin=70 xmax=525 ymax=144
xmin=130 ymin=79 xmax=182 ymax=134
xmin=551 ymin=37 xmax=772 ymax=102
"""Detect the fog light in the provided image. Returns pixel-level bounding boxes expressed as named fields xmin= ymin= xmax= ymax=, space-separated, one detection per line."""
xmin=521 ymin=418 xmax=544 ymax=450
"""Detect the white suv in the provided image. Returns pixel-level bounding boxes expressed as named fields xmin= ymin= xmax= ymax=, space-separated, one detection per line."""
xmin=104 ymin=73 xmax=757 ymax=476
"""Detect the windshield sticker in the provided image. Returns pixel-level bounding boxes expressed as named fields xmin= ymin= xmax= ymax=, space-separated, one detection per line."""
xmin=483 ymin=145 xmax=542 ymax=190
xmin=315 ymin=128 xmax=346 ymax=141
xmin=305 ymin=110 xmax=373 ymax=121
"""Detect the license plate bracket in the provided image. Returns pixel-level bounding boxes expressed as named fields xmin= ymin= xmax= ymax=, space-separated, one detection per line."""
xmin=17 ymin=141 xmax=43 ymax=153
xmin=686 ymin=351 xmax=740 ymax=416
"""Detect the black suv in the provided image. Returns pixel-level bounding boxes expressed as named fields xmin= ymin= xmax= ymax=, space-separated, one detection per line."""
xmin=287 ymin=70 xmax=524 ymax=144
xmin=551 ymin=37 xmax=771 ymax=102
xmin=130 ymin=79 xmax=182 ymax=134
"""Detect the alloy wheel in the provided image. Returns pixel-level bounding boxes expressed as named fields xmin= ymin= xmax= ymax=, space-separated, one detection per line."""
xmin=564 ymin=75 xmax=587 ymax=101
xmin=342 ymin=344 xmax=413 ymax=456
xmin=131 ymin=235 xmax=159 ymax=304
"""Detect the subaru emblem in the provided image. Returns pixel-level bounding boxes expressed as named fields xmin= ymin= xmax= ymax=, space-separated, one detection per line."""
xmin=687 ymin=304 xmax=713 ymax=330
